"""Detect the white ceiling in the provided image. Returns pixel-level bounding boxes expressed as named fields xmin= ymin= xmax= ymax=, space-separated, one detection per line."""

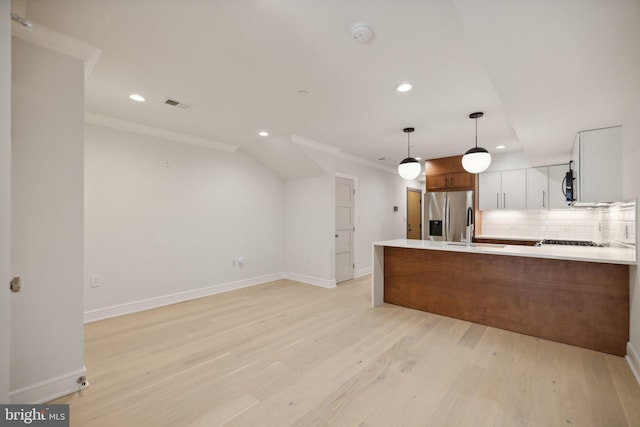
xmin=21 ymin=0 xmax=640 ymax=172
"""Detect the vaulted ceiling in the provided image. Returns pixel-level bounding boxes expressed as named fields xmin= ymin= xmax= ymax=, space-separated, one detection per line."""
xmin=19 ymin=0 xmax=640 ymax=172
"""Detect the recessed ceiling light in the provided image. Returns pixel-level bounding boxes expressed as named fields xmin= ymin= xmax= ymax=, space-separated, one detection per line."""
xmin=395 ymin=83 xmax=412 ymax=93
xmin=129 ymin=93 xmax=146 ymax=102
xmin=258 ymin=131 xmax=269 ymax=137
xmin=496 ymin=145 xmax=506 ymax=150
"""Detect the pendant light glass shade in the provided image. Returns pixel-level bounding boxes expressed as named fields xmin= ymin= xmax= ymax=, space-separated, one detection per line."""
xmin=462 ymin=147 xmax=491 ymax=173
xmin=398 ymin=127 xmax=421 ymax=180
xmin=398 ymin=158 xmax=421 ymax=180
xmin=462 ymin=112 xmax=491 ymax=174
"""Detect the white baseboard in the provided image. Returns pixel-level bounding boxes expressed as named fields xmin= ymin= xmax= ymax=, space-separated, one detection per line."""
xmin=84 ymin=273 xmax=285 ymax=323
xmin=84 ymin=272 xmax=339 ymax=323
xmin=356 ymin=267 xmax=372 ymax=278
xmin=283 ymin=273 xmax=337 ymax=289
xmin=9 ymin=366 xmax=87 ymax=404
xmin=627 ymin=342 xmax=640 ymax=386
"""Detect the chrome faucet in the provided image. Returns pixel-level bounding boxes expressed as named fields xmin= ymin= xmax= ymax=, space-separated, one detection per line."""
xmin=466 ymin=207 xmax=474 ymax=246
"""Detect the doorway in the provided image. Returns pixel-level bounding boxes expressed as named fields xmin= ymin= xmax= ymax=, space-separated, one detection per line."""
xmin=335 ymin=177 xmax=354 ymax=283
xmin=407 ymin=187 xmax=422 ymax=239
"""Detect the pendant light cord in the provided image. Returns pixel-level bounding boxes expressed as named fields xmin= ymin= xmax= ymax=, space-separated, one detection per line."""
xmin=407 ymin=132 xmax=411 ymax=157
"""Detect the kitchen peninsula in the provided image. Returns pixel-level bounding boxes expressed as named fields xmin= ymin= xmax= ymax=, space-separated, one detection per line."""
xmin=372 ymin=239 xmax=636 ymax=356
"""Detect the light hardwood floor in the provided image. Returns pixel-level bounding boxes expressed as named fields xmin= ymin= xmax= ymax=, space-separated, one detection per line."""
xmin=52 ymin=276 xmax=640 ymax=426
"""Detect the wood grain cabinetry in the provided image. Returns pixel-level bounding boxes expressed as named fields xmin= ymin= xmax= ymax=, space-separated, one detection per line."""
xmin=383 ymin=246 xmax=629 ymax=356
xmin=424 ymin=156 xmax=475 ymax=192
xmin=426 ymin=171 xmax=474 ymax=191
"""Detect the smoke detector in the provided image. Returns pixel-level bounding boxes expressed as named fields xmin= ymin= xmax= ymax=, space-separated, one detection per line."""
xmin=351 ymin=24 xmax=373 ymax=43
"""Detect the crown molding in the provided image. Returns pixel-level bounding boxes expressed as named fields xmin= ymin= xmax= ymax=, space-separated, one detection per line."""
xmin=291 ymin=134 xmax=397 ymax=175
xmin=11 ymin=18 xmax=102 ymax=81
xmin=290 ymin=134 xmax=341 ymax=155
xmin=336 ymin=151 xmax=398 ymax=175
xmin=85 ymin=113 xmax=239 ymax=153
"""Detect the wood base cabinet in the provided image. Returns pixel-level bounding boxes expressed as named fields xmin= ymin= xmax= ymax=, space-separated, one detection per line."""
xmin=383 ymin=246 xmax=629 ymax=356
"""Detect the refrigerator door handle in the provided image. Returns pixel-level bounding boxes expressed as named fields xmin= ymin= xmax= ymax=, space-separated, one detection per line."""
xmin=445 ymin=197 xmax=451 ymax=241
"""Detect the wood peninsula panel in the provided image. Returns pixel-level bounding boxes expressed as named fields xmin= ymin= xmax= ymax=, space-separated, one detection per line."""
xmin=383 ymin=246 xmax=629 ymax=356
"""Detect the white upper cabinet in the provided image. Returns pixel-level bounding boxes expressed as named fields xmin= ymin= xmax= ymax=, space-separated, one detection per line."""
xmin=479 ymin=169 xmax=526 ymax=210
xmin=572 ymin=126 xmax=623 ymax=204
xmin=525 ymin=165 xmax=572 ymax=210
xmin=479 ymin=171 xmax=502 ymax=210
xmin=548 ymin=164 xmax=571 ymax=209
xmin=501 ymin=169 xmax=527 ymax=209
xmin=526 ymin=167 xmax=548 ymax=209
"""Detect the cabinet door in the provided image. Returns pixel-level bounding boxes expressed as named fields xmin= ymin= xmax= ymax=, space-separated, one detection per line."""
xmin=501 ymin=169 xmax=526 ymax=209
xmin=548 ymin=165 xmax=570 ymax=209
xmin=425 ymin=174 xmax=448 ymax=191
xmin=579 ymin=127 xmax=623 ymax=203
xmin=526 ymin=167 xmax=548 ymax=209
xmin=447 ymin=171 xmax=475 ymax=190
xmin=479 ymin=171 xmax=502 ymax=211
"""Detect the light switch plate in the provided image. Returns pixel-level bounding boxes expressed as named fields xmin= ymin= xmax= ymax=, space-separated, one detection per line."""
xmin=10 ymin=277 xmax=21 ymax=293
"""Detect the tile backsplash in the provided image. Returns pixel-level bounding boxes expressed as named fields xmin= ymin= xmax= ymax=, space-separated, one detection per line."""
xmin=596 ymin=202 xmax=636 ymax=246
xmin=480 ymin=201 xmax=637 ymax=247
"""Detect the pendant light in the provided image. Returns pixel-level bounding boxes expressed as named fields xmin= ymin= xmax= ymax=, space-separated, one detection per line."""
xmin=462 ymin=112 xmax=491 ymax=174
xmin=398 ymin=127 xmax=421 ymax=180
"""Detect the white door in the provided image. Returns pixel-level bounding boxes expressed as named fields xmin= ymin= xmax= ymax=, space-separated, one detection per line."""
xmin=335 ymin=177 xmax=354 ymax=283
xmin=0 ymin=2 xmax=10 ymax=402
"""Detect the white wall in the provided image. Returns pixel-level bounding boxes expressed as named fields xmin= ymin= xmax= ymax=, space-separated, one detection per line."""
xmin=290 ymin=146 xmax=412 ymax=281
xmin=11 ymin=37 xmax=85 ymax=402
xmin=334 ymin=157 xmax=413 ymax=276
xmin=0 ymin=0 xmax=11 ymax=404
xmin=622 ymin=106 xmax=640 ymax=381
xmin=84 ymin=124 xmax=285 ymax=317
xmin=284 ymin=175 xmax=333 ymax=286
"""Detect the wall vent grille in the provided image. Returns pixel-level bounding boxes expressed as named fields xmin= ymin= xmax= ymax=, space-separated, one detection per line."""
xmin=164 ymin=98 xmax=191 ymax=109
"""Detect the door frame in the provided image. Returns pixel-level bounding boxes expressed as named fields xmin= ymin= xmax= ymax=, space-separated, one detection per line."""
xmin=406 ymin=187 xmax=422 ymax=239
xmin=333 ymin=173 xmax=357 ymax=283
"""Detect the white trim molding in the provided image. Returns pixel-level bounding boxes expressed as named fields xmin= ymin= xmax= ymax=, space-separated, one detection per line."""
xmin=627 ymin=342 xmax=640 ymax=386
xmin=290 ymin=134 xmax=340 ymax=155
xmin=9 ymin=366 xmax=87 ymax=404
xmin=85 ymin=113 xmax=238 ymax=152
xmin=291 ymin=134 xmax=396 ymax=175
xmin=11 ymin=18 xmax=102 ymax=81
xmin=84 ymin=272 xmax=339 ymax=324
xmin=356 ymin=267 xmax=372 ymax=278
xmin=84 ymin=273 xmax=283 ymax=323
xmin=283 ymin=273 xmax=337 ymax=289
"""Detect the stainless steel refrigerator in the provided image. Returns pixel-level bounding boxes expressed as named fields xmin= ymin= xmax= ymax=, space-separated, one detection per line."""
xmin=424 ymin=191 xmax=474 ymax=242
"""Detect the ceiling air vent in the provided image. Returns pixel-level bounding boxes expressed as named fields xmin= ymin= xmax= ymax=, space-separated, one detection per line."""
xmin=163 ymin=98 xmax=191 ymax=110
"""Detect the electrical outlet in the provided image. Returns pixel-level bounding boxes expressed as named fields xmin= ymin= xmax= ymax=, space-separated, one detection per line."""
xmin=90 ymin=276 xmax=100 ymax=288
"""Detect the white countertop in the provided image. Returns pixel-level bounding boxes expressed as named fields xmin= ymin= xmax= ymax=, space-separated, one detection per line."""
xmin=373 ymin=239 xmax=636 ymax=265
